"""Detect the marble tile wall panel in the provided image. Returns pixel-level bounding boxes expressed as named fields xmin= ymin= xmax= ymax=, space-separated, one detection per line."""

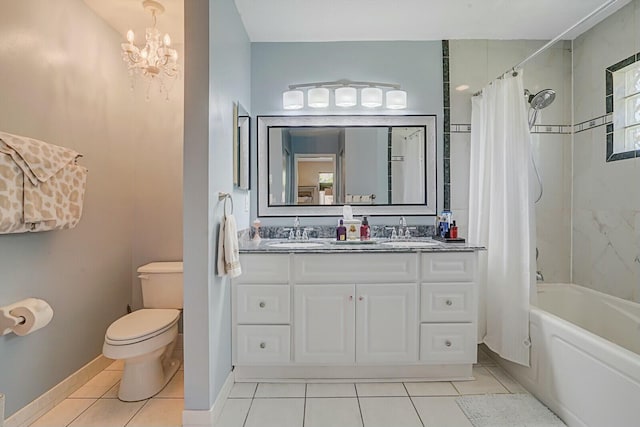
xmin=573 ymin=1 xmax=640 ymax=301
xmin=449 ymin=40 xmax=572 ymax=283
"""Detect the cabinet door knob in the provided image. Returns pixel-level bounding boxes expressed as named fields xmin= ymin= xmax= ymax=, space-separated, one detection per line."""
xmin=259 ymin=301 xmax=266 ymax=308
xmin=358 ymin=296 xmax=364 ymax=301
xmin=259 ymin=342 xmax=266 ymax=349
xmin=445 ymin=340 xmax=452 ymax=347
xmin=348 ymin=295 xmax=353 ymax=301
xmin=445 ymin=299 xmax=453 ymax=306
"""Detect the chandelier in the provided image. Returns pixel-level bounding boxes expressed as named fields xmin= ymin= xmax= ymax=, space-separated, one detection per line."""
xmin=283 ymin=79 xmax=408 ymax=110
xmin=121 ymin=0 xmax=179 ymax=97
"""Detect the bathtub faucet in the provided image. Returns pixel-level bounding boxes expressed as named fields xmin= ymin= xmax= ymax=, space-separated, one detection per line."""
xmin=536 ymin=270 xmax=544 ymax=282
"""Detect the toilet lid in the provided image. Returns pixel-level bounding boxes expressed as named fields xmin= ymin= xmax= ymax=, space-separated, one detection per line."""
xmin=106 ymin=309 xmax=180 ymax=343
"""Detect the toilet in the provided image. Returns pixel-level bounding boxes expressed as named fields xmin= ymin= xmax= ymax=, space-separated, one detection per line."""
xmin=103 ymin=261 xmax=183 ymax=402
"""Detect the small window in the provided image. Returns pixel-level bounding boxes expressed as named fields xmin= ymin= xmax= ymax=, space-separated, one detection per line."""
xmin=606 ymin=54 xmax=640 ymax=161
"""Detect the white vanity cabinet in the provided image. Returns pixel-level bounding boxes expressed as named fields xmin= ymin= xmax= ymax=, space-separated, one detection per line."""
xmin=233 ymin=250 xmax=478 ymax=380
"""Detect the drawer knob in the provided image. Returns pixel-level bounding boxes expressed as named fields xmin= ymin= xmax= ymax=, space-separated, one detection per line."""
xmin=446 ymin=299 xmax=453 ymax=306
xmin=445 ymin=340 xmax=452 ymax=347
xmin=259 ymin=301 xmax=266 ymax=308
xmin=259 ymin=342 xmax=266 ymax=349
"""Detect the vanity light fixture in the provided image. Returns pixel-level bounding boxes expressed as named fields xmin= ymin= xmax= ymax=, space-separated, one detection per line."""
xmin=121 ymin=0 xmax=179 ymax=98
xmin=307 ymin=87 xmax=330 ymax=108
xmin=283 ymin=90 xmax=304 ymax=110
xmin=282 ymin=79 xmax=407 ymax=110
xmin=335 ymin=87 xmax=357 ymax=107
xmin=361 ymin=87 xmax=383 ymax=108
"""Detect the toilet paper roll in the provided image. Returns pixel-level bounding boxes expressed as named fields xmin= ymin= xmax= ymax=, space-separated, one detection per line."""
xmin=9 ymin=298 xmax=53 ymax=336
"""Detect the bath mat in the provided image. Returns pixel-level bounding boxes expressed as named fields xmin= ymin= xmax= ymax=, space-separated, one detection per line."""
xmin=456 ymin=394 xmax=566 ymax=427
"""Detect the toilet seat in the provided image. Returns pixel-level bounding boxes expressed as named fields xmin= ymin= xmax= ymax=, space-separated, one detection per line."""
xmin=105 ymin=309 xmax=180 ymax=346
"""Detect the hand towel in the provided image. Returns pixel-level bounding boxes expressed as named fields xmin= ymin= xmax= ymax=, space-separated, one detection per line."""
xmin=217 ymin=214 xmax=242 ymax=278
xmin=216 ymin=217 xmax=226 ymax=276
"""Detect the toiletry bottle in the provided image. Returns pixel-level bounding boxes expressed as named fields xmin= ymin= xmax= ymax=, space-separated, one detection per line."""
xmin=450 ymin=220 xmax=458 ymax=239
xmin=336 ymin=219 xmax=347 ymax=241
xmin=360 ymin=216 xmax=370 ymax=241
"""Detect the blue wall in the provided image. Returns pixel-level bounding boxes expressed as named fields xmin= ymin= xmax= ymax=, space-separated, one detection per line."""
xmin=183 ymin=0 xmax=251 ymax=413
xmin=250 ymin=41 xmax=443 ymax=225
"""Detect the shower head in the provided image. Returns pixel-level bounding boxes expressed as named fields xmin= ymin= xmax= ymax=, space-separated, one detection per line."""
xmin=528 ymin=89 xmax=556 ymax=110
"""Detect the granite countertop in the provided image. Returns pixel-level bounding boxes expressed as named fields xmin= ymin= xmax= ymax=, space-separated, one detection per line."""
xmin=239 ymin=237 xmax=484 ymax=253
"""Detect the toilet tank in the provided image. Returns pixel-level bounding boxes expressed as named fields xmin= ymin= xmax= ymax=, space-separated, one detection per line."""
xmin=137 ymin=262 xmax=183 ymax=309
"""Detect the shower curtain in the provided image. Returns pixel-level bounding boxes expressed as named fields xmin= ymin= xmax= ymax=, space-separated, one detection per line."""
xmin=469 ymin=71 xmax=536 ymax=367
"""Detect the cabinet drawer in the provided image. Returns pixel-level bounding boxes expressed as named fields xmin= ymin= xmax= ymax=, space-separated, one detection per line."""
xmin=236 ymin=285 xmax=290 ymax=324
xmin=421 ymin=253 xmax=475 ymax=282
xmin=421 ymin=283 xmax=475 ymax=322
xmin=236 ymin=325 xmax=290 ymax=365
xmin=294 ymin=253 xmax=417 ymax=283
xmin=420 ymin=323 xmax=476 ymax=364
xmin=236 ymin=254 xmax=289 ymax=284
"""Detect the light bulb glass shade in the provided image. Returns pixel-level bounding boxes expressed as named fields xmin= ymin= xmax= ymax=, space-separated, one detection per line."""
xmin=308 ymin=87 xmax=330 ymax=108
xmin=335 ymin=87 xmax=357 ymax=107
xmin=386 ymin=90 xmax=407 ymax=109
xmin=283 ymin=90 xmax=304 ymax=110
xmin=361 ymin=87 xmax=383 ymax=107
xmin=163 ymin=33 xmax=171 ymax=46
xmin=126 ymin=29 xmax=135 ymax=43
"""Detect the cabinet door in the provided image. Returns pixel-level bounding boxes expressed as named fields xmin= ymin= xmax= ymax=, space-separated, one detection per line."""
xmin=294 ymin=285 xmax=355 ymax=364
xmin=356 ymin=283 xmax=418 ymax=363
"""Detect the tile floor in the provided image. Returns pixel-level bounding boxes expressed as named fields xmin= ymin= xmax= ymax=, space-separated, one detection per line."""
xmin=29 ymin=347 xmax=531 ymax=427
xmin=28 ymin=359 xmax=184 ymax=427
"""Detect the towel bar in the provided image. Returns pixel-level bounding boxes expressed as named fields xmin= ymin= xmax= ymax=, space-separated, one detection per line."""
xmin=218 ymin=192 xmax=234 ymax=215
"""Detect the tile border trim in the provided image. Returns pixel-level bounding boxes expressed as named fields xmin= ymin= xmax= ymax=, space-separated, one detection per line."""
xmin=451 ymin=123 xmax=573 ymax=134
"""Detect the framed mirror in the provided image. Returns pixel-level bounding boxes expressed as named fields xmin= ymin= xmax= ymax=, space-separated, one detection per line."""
xmin=258 ymin=115 xmax=437 ymax=217
xmin=233 ymin=102 xmax=250 ymax=190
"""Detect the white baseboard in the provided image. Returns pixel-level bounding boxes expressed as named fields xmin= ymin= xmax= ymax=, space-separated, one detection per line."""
xmin=5 ymin=355 xmax=112 ymax=427
xmin=182 ymin=371 xmax=234 ymax=427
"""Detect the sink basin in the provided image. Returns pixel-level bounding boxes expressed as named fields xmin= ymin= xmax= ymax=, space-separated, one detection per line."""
xmin=268 ymin=242 xmax=326 ymax=249
xmin=380 ymin=241 xmax=440 ymax=248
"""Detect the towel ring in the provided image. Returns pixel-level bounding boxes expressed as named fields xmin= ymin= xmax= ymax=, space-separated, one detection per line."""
xmin=218 ymin=192 xmax=234 ymax=216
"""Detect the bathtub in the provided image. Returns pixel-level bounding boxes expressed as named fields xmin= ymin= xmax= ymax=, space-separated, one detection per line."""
xmin=494 ymin=283 xmax=640 ymax=427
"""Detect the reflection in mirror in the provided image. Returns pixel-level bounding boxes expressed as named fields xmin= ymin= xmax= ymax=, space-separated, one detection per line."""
xmin=268 ymin=126 xmax=426 ymax=206
xmin=258 ymin=115 xmax=436 ymax=217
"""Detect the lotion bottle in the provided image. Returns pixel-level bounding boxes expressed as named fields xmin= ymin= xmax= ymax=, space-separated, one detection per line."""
xmin=360 ymin=216 xmax=370 ymax=241
xmin=336 ymin=219 xmax=347 ymax=241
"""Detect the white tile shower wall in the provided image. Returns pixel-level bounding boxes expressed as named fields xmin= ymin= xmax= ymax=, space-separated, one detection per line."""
xmin=449 ymin=40 xmax=572 ymax=283
xmin=572 ymin=0 xmax=640 ymax=302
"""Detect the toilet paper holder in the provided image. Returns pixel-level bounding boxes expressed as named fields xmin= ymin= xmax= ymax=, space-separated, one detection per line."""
xmin=0 ymin=298 xmax=52 ymax=336
xmin=0 ymin=306 xmax=27 ymax=336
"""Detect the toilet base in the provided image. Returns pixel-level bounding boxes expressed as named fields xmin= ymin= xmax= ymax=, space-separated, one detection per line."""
xmin=118 ymin=346 xmax=180 ymax=402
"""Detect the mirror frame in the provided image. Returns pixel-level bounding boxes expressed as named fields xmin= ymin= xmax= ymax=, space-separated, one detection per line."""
xmin=257 ymin=115 xmax=437 ymax=217
xmin=233 ymin=102 xmax=251 ymax=190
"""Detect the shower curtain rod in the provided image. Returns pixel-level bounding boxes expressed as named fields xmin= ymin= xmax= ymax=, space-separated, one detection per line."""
xmin=472 ymin=0 xmax=620 ymax=97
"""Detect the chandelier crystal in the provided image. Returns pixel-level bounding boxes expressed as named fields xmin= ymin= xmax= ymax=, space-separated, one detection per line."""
xmin=121 ymin=0 xmax=179 ymax=97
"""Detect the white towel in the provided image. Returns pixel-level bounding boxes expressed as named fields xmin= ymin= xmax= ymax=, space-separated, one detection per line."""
xmin=217 ymin=214 xmax=242 ymax=278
